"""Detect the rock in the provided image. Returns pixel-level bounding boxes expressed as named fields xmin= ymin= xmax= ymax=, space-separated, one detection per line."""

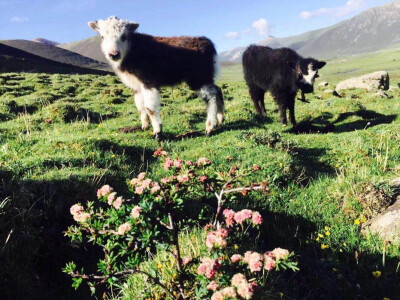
xmin=322 ymin=89 xmax=341 ymax=98
xmin=392 ymin=178 xmax=400 ymax=188
xmin=362 ymin=197 xmax=400 ymax=241
xmin=319 ymin=81 xmax=329 ymax=87
xmin=336 ymin=71 xmax=389 ymax=92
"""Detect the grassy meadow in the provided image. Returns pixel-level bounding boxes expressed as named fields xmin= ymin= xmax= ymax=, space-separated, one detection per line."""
xmin=0 ymin=50 xmax=400 ymax=299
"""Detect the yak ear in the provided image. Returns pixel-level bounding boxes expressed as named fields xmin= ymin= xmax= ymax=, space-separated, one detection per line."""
xmin=316 ymin=61 xmax=327 ymax=69
xmin=88 ymin=21 xmax=99 ymax=32
xmin=127 ymin=22 xmax=139 ymax=32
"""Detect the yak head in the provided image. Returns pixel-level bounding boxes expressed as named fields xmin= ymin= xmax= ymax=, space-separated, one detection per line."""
xmin=88 ymin=16 xmax=139 ymax=67
xmin=296 ymin=59 xmax=326 ymax=94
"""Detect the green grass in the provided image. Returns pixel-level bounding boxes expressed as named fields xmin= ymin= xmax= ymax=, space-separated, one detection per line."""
xmin=0 ymin=64 xmax=399 ymax=299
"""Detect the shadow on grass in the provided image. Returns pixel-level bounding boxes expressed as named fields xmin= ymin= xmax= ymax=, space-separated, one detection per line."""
xmin=0 ymin=142 xmax=156 ymax=300
xmin=290 ymin=109 xmax=397 ymax=134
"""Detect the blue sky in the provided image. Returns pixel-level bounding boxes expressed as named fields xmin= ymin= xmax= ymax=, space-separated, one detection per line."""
xmin=0 ymin=0 xmax=393 ymax=52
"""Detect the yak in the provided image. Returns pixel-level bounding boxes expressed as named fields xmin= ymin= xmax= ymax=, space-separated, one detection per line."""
xmin=242 ymin=45 xmax=326 ymax=126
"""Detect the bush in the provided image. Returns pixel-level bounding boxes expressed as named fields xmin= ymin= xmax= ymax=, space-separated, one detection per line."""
xmin=64 ymin=149 xmax=298 ymax=299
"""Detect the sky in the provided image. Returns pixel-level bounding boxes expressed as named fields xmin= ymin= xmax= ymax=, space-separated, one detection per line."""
xmin=0 ymin=0 xmax=394 ymax=52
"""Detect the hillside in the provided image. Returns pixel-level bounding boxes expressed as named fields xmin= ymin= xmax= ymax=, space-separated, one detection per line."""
xmin=58 ymin=35 xmax=107 ymax=63
xmin=0 ymin=39 xmax=109 ymax=71
xmin=220 ymin=0 xmax=400 ymax=62
xmin=33 ymin=38 xmax=60 ymax=46
xmin=0 ymin=43 xmax=109 ymax=74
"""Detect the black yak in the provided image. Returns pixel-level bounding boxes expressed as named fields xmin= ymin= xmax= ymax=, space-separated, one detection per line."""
xmin=88 ymin=16 xmax=224 ymax=139
xmin=242 ymin=45 xmax=326 ymax=126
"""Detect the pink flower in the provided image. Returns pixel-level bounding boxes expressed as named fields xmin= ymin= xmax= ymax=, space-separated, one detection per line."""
xmin=237 ymin=283 xmax=254 ymax=299
xmin=211 ymin=291 xmax=224 ymax=300
xmin=223 ymin=209 xmax=236 ymax=227
xmin=272 ymin=248 xmax=290 ymax=260
xmin=97 ymin=185 xmax=112 ymax=198
xmin=234 ymin=209 xmax=253 ymax=224
xmin=264 ymin=254 xmax=276 ymax=271
xmin=161 ymin=177 xmax=170 ymax=184
xmin=164 ymin=157 xmax=174 ymax=170
xmin=204 ymin=224 xmax=213 ymax=231
xmin=107 ymin=192 xmax=117 ymax=205
xmin=186 ymin=160 xmax=194 ymax=166
xmin=206 ymin=230 xmax=228 ymax=249
xmin=153 ymin=148 xmax=169 ymax=157
xmin=197 ymin=157 xmax=211 ymax=165
xmin=177 ymin=175 xmax=189 ymax=183
xmin=182 ymin=256 xmax=192 ymax=266
xmin=247 ymin=252 xmax=263 ymax=272
xmin=231 ymin=254 xmax=242 ymax=263
xmin=252 ymin=211 xmax=263 ymax=225
xmin=130 ymin=178 xmax=139 ymax=186
xmin=70 ymin=204 xmax=84 ymax=216
xmin=135 ymin=186 xmax=144 ymax=195
xmin=221 ymin=287 xmax=237 ymax=298
xmin=199 ymin=175 xmax=208 ymax=182
xmin=197 ymin=258 xmax=220 ymax=279
xmin=150 ymin=183 xmax=161 ymax=194
xmin=73 ymin=212 xmax=91 ymax=223
xmin=117 ymin=222 xmax=132 ymax=235
xmin=231 ymin=273 xmax=247 ymax=287
xmin=207 ymin=281 xmax=219 ymax=291
xmin=142 ymin=179 xmax=152 ymax=189
xmin=137 ymin=172 xmax=146 ymax=181
xmin=131 ymin=206 xmax=142 ymax=219
xmin=113 ymin=197 xmax=123 ymax=210
xmin=253 ymin=164 xmax=260 ymax=171
xmin=173 ymin=159 xmax=182 ymax=169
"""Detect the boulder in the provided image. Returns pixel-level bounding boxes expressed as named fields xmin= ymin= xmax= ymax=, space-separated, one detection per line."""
xmin=362 ymin=178 xmax=400 ymax=241
xmin=336 ymin=71 xmax=389 ymax=92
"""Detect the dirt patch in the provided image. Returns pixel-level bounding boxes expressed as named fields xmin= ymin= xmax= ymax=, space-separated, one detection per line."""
xmin=117 ymin=126 xmax=142 ymax=133
xmin=357 ymin=184 xmax=392 ymax=219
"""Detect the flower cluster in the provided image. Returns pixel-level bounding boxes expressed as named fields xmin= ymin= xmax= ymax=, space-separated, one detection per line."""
xmin=210 ymin=273 xmax=259 ymax=299
xmin=223 ymin=209 xmax=263 ymax=227
xmin=97 ymin=184 xmax=112 ymax=198
xmin=70 ymin=204 xmax=91 ymax=223
xmin=206 ymin=228 xmax=229 ymax=249
xmin=130 ymin=172 xmax=161 ymax=195
xmin=197 ymin=257 xmax=221 ymax=279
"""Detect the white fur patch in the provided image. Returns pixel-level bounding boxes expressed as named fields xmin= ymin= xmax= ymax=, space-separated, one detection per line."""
xmin=115 ymin=70 xmax=143 ymax=92
xmin=300 ymin=64 xmax=318 ymax=86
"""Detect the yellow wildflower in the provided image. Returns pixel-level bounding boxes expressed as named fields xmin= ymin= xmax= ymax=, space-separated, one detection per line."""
xmin=324 ymin=226 xmax=329 ymax=231
xmin=354 ymin=219 xmax=360 ymax=225
xmin=234 ymin=244 xmax=239 ymax=249
xmin=157 ymin=264 xmax=163 ymax=269
xmin=321 ymin=244 xmax=329 ymax=250
xmin=318 ymin=234 xmax=324 ymax=238
xmin=325 ymin=231 xmax=331 ymax=236
xmin=372 ymin=271 xmax=381 ymax=279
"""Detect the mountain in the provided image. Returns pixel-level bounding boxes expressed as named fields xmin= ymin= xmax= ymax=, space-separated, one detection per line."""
xmin=219 ymin=1 xmax=400 ymax=62
xmin=298 ymin=1 xmax=400 ymax=58
xmin=58 ymin=36 xmax=107 ymax=64
xmin=0 ymin=43 xmax=109 ymax=74
xmin=0 ymin=39 xmax=109 ymax=71
xmin=33 ymin=38 xmax=60 ymax=46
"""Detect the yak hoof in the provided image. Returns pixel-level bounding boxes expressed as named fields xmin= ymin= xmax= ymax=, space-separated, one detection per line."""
xmin=153 ymin=132 xmax=163 ymax=141
xmin=205 ymin=131 xmax=213 ymax=137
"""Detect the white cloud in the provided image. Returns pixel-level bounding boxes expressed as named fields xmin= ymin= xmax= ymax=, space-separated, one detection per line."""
xmin=252 ymin=18 xmax=269 ymax=36
xmin=224 ymin=18 xmax=270 ymax=40
xmin=10 ymin=16 xmax=29 ymax=22
xmin=300 ymin=0 xmax=366 ymax=20
xmin=224 ymin=31 xmax=240 ymax=39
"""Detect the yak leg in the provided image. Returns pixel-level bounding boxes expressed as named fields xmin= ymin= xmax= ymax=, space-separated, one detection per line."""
xmin=142 ymin=87 xmax=162 ymax=140
xmin=134 ymin=92 xmax=150 ymax=130
xmin=278 ymin=101 xmax=288 ymax=126
xmin=200 ymin=84 xmax=220 ymax=135
xmin=288 ymin=96 xmax=297 ymax=126
xmin=216 ymin=85 xmax=225 ymax=126
xmin=249 ymin=86 xmax=266 ymax=116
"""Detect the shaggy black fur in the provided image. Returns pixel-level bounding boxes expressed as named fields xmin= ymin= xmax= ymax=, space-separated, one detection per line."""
xmin=242 ymin=45 xmax=326 ymax=126
xmin=120 ymin=33 xmax=217 ymax=91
